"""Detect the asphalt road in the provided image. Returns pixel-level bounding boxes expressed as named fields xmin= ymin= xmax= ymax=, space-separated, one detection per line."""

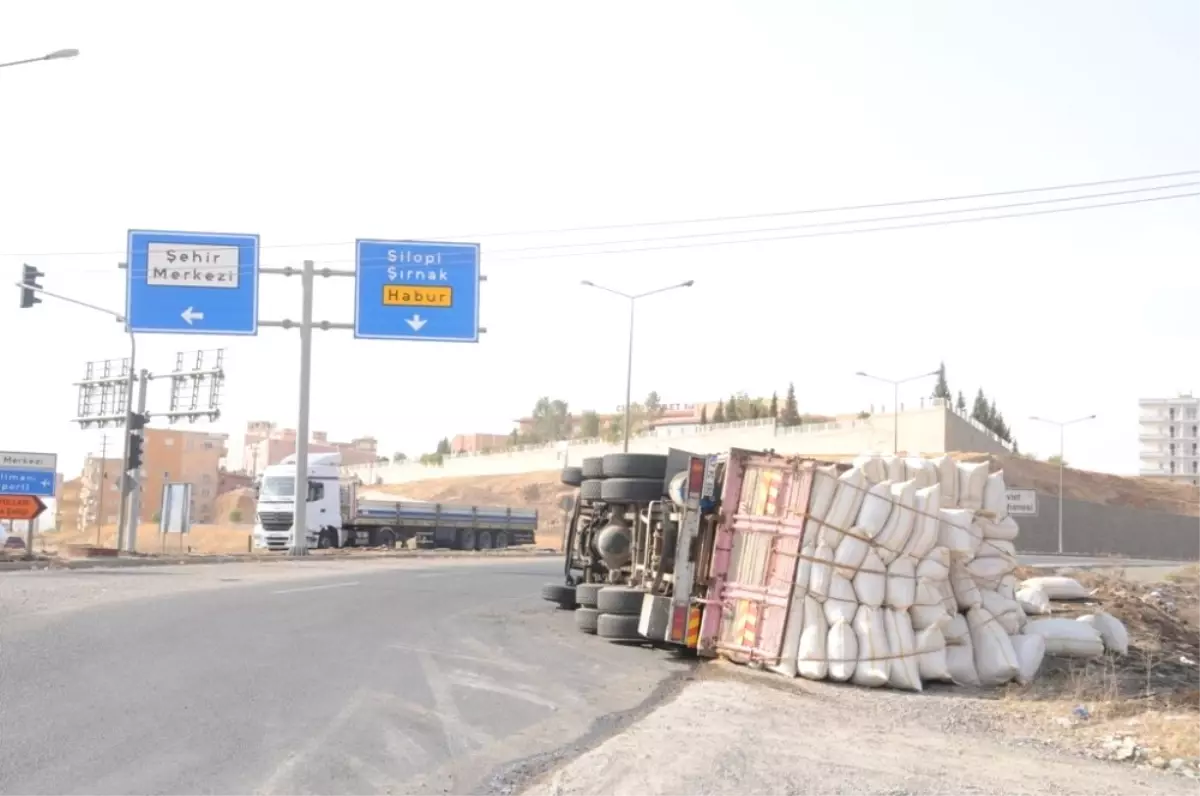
xmin=0 ymin=557 xmax=691 ymax=795
xmin=1016 ymin=553 xmax=1194 ymax=568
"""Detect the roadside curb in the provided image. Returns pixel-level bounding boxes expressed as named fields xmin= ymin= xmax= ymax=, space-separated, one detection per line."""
xmin=0 ymin=547 xmax=560 ymax=573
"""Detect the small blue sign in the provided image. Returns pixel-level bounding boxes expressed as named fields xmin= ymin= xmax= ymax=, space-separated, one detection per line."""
xmin=354 ymin=240 xmax=480 ymax=342
xmin=0 ymin=468 xmax=56 ymax=497
xmin=126 ymin=229 xmax=260 ymax=335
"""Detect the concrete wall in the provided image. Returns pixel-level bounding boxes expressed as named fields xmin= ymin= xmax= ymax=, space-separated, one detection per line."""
xmin=347 ymin=405 xmax=1013 ymax=485
xmin=1014 ymin=494 xmax=1200 ymax=560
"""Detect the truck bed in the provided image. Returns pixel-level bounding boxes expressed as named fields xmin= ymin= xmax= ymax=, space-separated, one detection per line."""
xmin=352 ymin=499 xmax=538 ymax=531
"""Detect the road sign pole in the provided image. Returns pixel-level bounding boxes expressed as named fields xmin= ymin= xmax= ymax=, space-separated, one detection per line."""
xmin=290 ymin=260 xmax=315 ymax=557
xmin=124 ymin=369 xmax=149 ymax=553
xmin=115 ymin=332 xmax=136 ymax=550
xmin=25 ymin=518 xmax=34 ymax=560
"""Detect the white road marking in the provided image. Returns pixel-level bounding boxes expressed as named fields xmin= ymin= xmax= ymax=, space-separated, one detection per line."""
xmin=447 ymin=670 xmax=562 ymax=711
xmin=271 ymin=581 xmax=360 ymax=595
xmin=256 ymin=688 xmax=372 ymax=795
xmin=418 ymin=651 xmax=474 ymax=792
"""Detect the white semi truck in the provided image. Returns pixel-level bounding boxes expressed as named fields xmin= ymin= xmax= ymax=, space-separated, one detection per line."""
xmin=253 ymin=452 xmax=538 ymax=551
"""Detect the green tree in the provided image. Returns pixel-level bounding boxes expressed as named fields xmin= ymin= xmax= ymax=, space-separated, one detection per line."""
xmin=436 ymin=437 xmax=451 ymax=455
xmin=699 ymin=405 xmax=708 ymax=425
xmin=229 ymin=509 xmax=243 ymax=523
xmin=769 ymin=391 xmax=779 ymax=419
xmin=1011 ymin=438 xmax=1020 ymax=455
xmin=726 ymin=393 xmax=742 ymax=421
xmin=780 ymin=382 xmax=801 ymax=427
xmin=419 ymin=452 xmax=444 ymax=466
xmin=579 ymin=410 xmax=601 ymax=438
xmin=932 ymin=361 xmax=951 ymax=401
xmin=604 ymin=417 xmax=622 ymax=443
xmin=713 ymin=400 xmax=726 ymax=424
xmin=530 ymin=397 xmax=571 ymax=442
xmin=644 ymin=391 xmax=663 ymax=418
xmin=1047 ymin=454 xmax=1067 ymax=467
xmin=971 ymin=389 xmax=989 ymax=425
xmin=955 ymin=390 xmax=967 ymax=413
xmin=507 ymin=429 xmax=519 ymax=447
xmin=392 ymin=451 xmax=407 ymax=463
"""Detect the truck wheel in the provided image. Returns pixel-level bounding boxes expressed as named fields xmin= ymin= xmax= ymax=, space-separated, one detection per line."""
xmin=560 ymin=466 xmax=584 ymax=487
xmin=597 ymin=612 xmax=641 ymax=640
xmin=601 ymin=453 xmax=668 ymax=479
xmin=494 ymin=532 xmax=508 ymax=549
xmin=576 ymin=582 xmax=603 ymax=608
xmin=575 ymin=607 xmax=600 ymax=634
xmin=541 ymin=583 xmax=576 ymax=609
xmin=317 ymin=529 xmax=337 ymax=549
xmin=581 ymin=457 xmax=604 ymax=479
xmin=377 ymin=527 xmax=397 ymax=549
xmin=600 ymin=478 xmax=663 ymax=503
xmin=477 ymin=530 xmax=493 ymax=550
xmin=597 ymin=586 xmax=644 ymax=615
xmin=459 ymin=529 xmax=476 ymax=550
xmin=578 ymin=479 xmax=603 ymax=502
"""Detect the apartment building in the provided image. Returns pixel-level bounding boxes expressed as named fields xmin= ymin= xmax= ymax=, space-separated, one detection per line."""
xmin=242 ymin=421 xmax=380 ymax=475
xmin=1139 ymin=393 xmax=1200 ymax=486
xmin=138 ymin=428 xmax=230 ymax=523
xmin=78 ymin=456 xmax=124 ymax=532
xmin=450 ymin=433 xmax=511 ymax=454
xmin=56 ymin=477 xmax=83 ymax=532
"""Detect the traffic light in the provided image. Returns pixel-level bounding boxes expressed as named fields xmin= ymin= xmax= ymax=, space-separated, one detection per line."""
xmin=126 ymin=412 xmax=147 ymax=471
xmin=19 ymin=264 xmax=44 ymax=309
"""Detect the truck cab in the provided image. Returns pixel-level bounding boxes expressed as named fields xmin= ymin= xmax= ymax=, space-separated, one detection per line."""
xmin=253 ymin=452 xmax=343 ymax=551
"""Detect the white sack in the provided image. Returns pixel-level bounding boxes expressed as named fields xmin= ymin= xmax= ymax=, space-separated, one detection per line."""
xmin=966 ymin=553 xmax=1015 ymax=588
xmin=909 ymin=579 xmax=950 ymax=631
xmin=943 ymin=612 xmax=970 ymax=646
xmin=915 ymin=625 xmax=952 ymax=682
xmin=949 ymin=553 xmax=982 ymax=611
xmin=903 ymin=483 xmax=942 ymax=560
xmin=977 ymin=538 xmax=1018 ymax=559
xmin=903 ymin=457 xmax=939 ymax=488
xmin=884 ymin=608 xmax=922 ymax=692
xmin=852 ymin=454 xmax=888 ymax=485
xmin=808 ymin=542 xmax=834 ymax=602
xmin=855 ymin=481 xmax=894 ymax=539
xmin=937 ymin=578 xmax=959 ymax=615
xmin=851 ymin=605 xmax=890 ymax=688
xmin=884 ymin=456 xmax=906 ymax=483
xmin=797 ymin=595 xmax=829 ymax=680
xmin=998 ymin=573 xmax=1018 ymax=602
xmin=823 ymin=572 xmax=858 ymax=625
xmin=1020 ymin=576 xmax=1090 ymax=601
xmin=967 ymin=607 xmax=1020 ymax=686
xmin=875 ymin=480 xmax=919 ymax=564
xmin=979 ymin=515 xmax=1020 ymax=541
xmin=1011 ymin=633 xmax=1046 ymax=685
xmin=938 ymin=508 xmax=981 ymax=555
xmin=832 ymin=531 xmax=870 ymax=579
xmin=930 ymin=455 xmax=959 ymax=507
xmin=802 ymin=465 xmax=840 ymax=553
xmin=916 ymin=546 xmax=950 ymax=581
xmin=980 ymin=590 xmax=1022 ymax=635
xmin=853 ymin=549 xmax=887 ymax=608
xmin=981 ymin=471 xmax=1007 ymax=517
xmin=885 ymin=556 xmax=917 ymax=611
xmin=1023 ymin=618 xmax=1104 ymax=658
xmin=822 ymin=468 xmax=868 ymax=548
xmin=795 ymin=541 xmax=815 ymax=597
xmin=1077 ymin=612 xmax=1129 ymax=656
xmin=1016 ymin=585 xmax=1052 ymax=615
xmin=957 ymin=461 xmax=990 ymax=511
xmin=826 ymin=617 xmax=857 ymax=682
xmin=946 ymin=639 xmax=980 ymax=686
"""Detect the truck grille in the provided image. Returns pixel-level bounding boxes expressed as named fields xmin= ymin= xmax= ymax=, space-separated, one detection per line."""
xmin=258 ymin=511 xmax=293 ymax=531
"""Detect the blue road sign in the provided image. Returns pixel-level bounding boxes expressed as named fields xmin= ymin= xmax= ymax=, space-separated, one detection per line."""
xmin=0 ymin=468 xmax=56 ymax=497
xmin=126 ymin=229 xmax=260 ymax=335
xmin=354 ymin=240 xmax=480 ymax=342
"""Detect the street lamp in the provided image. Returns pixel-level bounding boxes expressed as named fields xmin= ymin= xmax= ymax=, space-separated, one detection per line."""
xmin=1029 ymin=414 xmax=1096 ymax=554
xmin=855 ymin=369 xmax=940 ymax=454
xmin=0 ymin=48 xmax=80 ymax=70
xmin=581 ymin=279 xmax=695 ymax=452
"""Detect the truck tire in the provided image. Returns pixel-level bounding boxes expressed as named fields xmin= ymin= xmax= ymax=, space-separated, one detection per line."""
xmin=560 ymin=466 xmax=584 ymax=487
xmin=578 ymin=479 xmax=603 ymax=502
xmin=494 ymin=531 xmax=509 ymax=549
xmin=601 ymin=453 xmax=668 ymax=479
xmin=576 ymin=582 xmax=603 ymax=608
xmin=600 ymin=478 xmax=663 ymax=503
xmin=317 ymin=529 xmax=337 ymax=549
xmin=597 ymin=612 xmax=642 ymax=640
xmin=581 ymin=457 xmax=604 ymax=479
xmin=574 ymin=607 xmax=600 ymax=634
xmin=477 ymin=530 xmax=493 ymax=550
xmin=596 ymin=586 xmax=644 ymax=615
xmin=377 ymin=527 xmax=397 ymax=549
xmin=541 ymin=583 xmax=577 ymax=609
xmin=459 ymin=528 xmax=476 ymax=550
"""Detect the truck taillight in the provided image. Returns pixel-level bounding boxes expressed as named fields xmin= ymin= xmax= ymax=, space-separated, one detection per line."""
xmin=687 ymin=457 xmax=705 ymax=499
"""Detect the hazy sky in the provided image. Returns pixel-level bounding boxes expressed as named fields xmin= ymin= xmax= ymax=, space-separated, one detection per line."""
xmin=2 ymin=0 xmax=1197 ymax=478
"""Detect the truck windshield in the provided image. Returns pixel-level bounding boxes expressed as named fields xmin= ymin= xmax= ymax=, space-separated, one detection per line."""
xmin=260 ymin=476 xmax=295 ymax=498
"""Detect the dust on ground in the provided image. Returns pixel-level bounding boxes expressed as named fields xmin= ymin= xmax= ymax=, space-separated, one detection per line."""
xmin=370 ymin=470 xmax=571 ymax=548
xmin=997 ymin=564 xmax=1200 ymax=764
xmin=521 ymin=667 xmax=1194 ymax=796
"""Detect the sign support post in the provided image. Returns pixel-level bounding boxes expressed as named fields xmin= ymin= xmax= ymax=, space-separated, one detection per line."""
xmin=124 ymin=369 xmax=150 ymax=553
xmin=291 ymin=260 xmax=316 ymax=557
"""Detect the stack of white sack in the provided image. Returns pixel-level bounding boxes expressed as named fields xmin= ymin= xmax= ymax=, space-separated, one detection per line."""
xmin=789 ymin=454 xmax=1048 ymax=690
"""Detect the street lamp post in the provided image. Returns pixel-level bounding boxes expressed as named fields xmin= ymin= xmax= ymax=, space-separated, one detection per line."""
xmin=580 ymin=279 xmax=694 ymax=452
xmin=1029 ymin=414 xmax=1096 ymax=554
xmin=855 ymin=369 xmax=940 ymax=454
xmin=0 ymin=49 xmax=80 ymax=71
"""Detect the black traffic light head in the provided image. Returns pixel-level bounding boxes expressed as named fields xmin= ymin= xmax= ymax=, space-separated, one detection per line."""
xmin=128 ymin=411 xmax=147 ymax=432
xmin=19 ymin=264 xmax=44 ymax=309
xmin=126 ymin=431 xmax=144 ymax=472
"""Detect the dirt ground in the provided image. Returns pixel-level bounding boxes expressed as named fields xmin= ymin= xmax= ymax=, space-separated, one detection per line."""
xmin=27 ymin=523 xmax=256 ymax=556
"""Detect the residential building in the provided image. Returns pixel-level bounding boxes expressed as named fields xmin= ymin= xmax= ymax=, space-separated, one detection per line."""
xmin=241 ymin=421 xmax=380 ymax=475
xmin=138 ymin=428 xmax=230 ymax=523
xmin=450 ymin=433 xmax=511 ymax=454
xmin=79 ymin=456 xmax=124 ymax=532
xmin=1139 ymin=393 xmax=1200 ymax=486
xmin=56 ymin=477 xmax=83 ymax=532
xmin=217 ymin=469 xmax=255 ymax=495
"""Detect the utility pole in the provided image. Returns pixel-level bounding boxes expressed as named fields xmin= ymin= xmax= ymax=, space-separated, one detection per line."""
xmin=855 ymin=369 xmax=940 ymax=453
xmin=1029 ymin=414 xmax=1096 ymax=554
xmin=95 ymin=434 xmax=108 ymax=545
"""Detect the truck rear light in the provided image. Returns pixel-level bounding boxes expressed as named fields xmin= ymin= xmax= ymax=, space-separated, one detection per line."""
xmin=687 ymin=457 xmax=705 ymax=498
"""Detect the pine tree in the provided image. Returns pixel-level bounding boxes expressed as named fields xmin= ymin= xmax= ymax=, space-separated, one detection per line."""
xmin=726 ymin=394 xmax=741 ymax=421
xmin=955 ymin=390 xmax=967 ymax=413
xmin=932 ymin=361 xmax=951 ymax=401
xmin=713 ymin=400 xmax=726 ymax=423
xmin=780 ymin=382 xmax=801 ymax=426
xmin=971 ymin=389 xmax=989 ymax=424
xmin=699 ymin=405 xmax=708 ymax=425
xmin=769 ymin=391 xmax=779 ymax=419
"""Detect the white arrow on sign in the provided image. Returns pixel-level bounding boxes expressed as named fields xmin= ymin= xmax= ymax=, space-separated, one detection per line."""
xmin=405 ymin=315 xmax=427 ymax=332
xmin=181 ymin=307 xmax=205 ymax=325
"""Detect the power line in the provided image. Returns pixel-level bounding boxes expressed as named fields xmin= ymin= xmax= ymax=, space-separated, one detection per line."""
xmin=2 ymin=169 xmax=1196 ymax=259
